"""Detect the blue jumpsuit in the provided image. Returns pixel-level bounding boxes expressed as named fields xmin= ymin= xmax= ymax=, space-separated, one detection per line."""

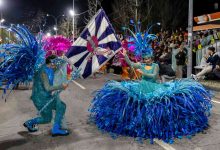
xmin=30 ymin=64 xmax=66 ymax=126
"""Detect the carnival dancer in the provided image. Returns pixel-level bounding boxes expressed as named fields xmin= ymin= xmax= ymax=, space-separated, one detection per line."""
xmin=24 ymin=55 xmax=69 ymax=136
xmin=120 ymin=39 xmax=130 ymax=80
xmin=89 ymin=24 xmax=212 ymax=143
xmin=0 ymin=25 xmax=80 ymax=136
xmin=120 ymin=39 xmax=142 ymax=80
xmin=42 ymin=35 xmax=72 ymax=81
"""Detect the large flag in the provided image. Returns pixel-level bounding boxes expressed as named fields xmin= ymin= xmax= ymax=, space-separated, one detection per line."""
xmin=66 ymin=9 xmax=121 ymax=78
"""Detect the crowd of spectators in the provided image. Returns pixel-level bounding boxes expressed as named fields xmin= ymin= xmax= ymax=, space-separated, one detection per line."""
xmin=108 ymin=28 xmax=220 ymax=81
xmin=192 ymin=29 xmax=220 ymax=53
xmin=152 ymin=28 xmax=188 ymax=79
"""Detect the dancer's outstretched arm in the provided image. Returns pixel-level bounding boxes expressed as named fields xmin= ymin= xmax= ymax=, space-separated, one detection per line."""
xmin=121 ymin=49 xmax=141 ymax=69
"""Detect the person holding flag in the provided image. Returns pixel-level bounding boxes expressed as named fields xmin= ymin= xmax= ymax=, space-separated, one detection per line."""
xmin=24 ymin=55 xmax=70 ymax=136
xmin=0 ymin=25 xmax=80 ymax=137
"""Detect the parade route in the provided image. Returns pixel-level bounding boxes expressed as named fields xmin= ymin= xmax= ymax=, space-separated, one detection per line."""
xmin=0 ymin=74 xmax=220 ymax=150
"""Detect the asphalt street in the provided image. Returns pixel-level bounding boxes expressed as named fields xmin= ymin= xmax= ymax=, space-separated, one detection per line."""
xmin=0 ymin=74 xmax=220 ymax=150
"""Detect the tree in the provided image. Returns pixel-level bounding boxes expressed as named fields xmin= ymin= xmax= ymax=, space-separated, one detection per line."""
xmin=85 ymin=0 xmax=98 ymax=23
xmin=111 ymin=0 xmax=148 ymax=32
xmin=111 ymin=0 xmax=130 ymax=32
xmin=149 ymin=0 xmax=188 ymax=30
xmin=58 ymin=16 xmax=80 ymax=38
xmin=111 ymin=0 xmax=188 ymax=32
xmin=23 ymin=10 xmax=47 ymax=33
xmin=57 ymin=17 xmax=72 ymax=38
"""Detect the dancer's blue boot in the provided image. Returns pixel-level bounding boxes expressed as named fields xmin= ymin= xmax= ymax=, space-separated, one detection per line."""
xmin=23 ymin=119 xmax=38 ymax=132
xmin=51 ymin=123 xmax=69 ymax=137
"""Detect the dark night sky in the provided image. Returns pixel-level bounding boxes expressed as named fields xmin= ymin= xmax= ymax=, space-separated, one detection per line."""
xmin=2 ymin=0 xmax=220 ymax=27
xmin=4 ymin=0 xmax=89 ymax=22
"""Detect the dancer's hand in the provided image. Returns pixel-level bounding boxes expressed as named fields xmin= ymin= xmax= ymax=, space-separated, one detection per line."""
xmin=136 ymin=69 xmax=143 ymax=74
xmin=216 ymin=65 xmax=220 ymax=70
xmin=204 ymin=54 xmax=209 ymax=60
xmin=62 ymin=83 xmax=68 ymax=90
xmin=120 ymin=49 xmax=127 ymax=57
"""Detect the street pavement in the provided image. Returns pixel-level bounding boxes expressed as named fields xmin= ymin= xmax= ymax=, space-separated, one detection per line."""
xmin=0 ymin=74 xmax=220 ymax=150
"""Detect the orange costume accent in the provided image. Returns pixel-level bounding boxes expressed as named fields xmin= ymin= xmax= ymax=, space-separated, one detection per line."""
xmin=121 ymin=67 xmax=130 ymax=80
xmin=130 ymin=68 xmax=142 ymax=80
xmin=99 ymin=65 xmax=107 ymax=74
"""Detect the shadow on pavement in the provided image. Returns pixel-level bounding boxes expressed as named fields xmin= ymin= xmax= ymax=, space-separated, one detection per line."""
xmin=0 ymin=138 xmax=28 ymax=150
xmin=0 ymin=127 xmax=99 ymax=150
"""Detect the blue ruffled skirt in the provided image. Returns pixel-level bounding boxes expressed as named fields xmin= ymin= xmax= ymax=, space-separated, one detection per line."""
xmin=89 ymin=79 xmax=212 ymax=143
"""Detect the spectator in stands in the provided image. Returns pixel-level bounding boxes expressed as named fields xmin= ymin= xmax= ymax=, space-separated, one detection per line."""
xmin=175 ymin=44 xmax=187 ymax=78
xmin=201 ymin=33 xmax=208 ymax=47
xmin=207 ymin=30 xmax=214 ymax=45
xmin=192 ymin=47 xmax=220 ymax=80
xmin=154 ymin=46 xmax=162 ymax=63
xmin=159 ymin=47 xmax=172 ymax=64
xmin=158 ymin=47 xmax=175 ymax=81
xmin=213 ymin=58 xmax=220 ymax=79
xmin=217 ymin=29 xmax=220 ymax=40
xmin=213 ymin=29 xmax=219 ymax=41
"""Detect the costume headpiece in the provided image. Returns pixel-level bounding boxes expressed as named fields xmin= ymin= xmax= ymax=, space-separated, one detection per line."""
xmin=0 ymin=25 xmax=45 ymax=85
xmin=122 ymin=20 xmax=158 ymax=58
xmin=43 ymin=35 xmax=72 ymax=57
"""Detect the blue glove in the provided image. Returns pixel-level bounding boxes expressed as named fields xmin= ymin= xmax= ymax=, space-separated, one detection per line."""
xmin=71 ymin=68 xmax=81 ymax=80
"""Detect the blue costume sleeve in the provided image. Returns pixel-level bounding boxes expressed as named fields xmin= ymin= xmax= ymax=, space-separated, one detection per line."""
xmin=124 ymin=54 xmax=141 ymax=69
xmin=52 ymin=57 xmax=67 ymax=74
xmin=41 ymin=72 xmax=64 ymax=92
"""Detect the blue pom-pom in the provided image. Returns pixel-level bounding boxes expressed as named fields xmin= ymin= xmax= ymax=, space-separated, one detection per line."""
xmin=89 ymin=79 xmax=212 ymax=143
xmin=0 ymin=25 xmax=46 ymax=98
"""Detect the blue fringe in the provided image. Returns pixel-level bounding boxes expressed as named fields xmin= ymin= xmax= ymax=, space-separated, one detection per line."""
xmin=0 ymin=25 xmax=45 ymax=97
xmin=89 ymin=79 xmax=212 ymax=143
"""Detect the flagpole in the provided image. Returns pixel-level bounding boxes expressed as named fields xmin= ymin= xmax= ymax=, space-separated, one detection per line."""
xmin=72 ymin=0 xmax=75 ymax=42
xmin=187 ymin=0 xmax=193 ymax=77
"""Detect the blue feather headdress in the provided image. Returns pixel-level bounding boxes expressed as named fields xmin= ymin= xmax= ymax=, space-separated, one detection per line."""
xmin=122 ymin=20 xmax=158 ymax=58
xmin=0 ymin=25 xmax=45 ymax=97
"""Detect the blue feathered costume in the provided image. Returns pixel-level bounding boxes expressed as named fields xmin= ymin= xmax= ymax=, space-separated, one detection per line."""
xmin=89 ymin=22 xmax=212 ymax=143
xmin=0 ymin=25 xmax=80 ymax=136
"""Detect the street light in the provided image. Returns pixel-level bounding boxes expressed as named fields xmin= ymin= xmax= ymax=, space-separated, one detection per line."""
xmin=46 ymin=14 xmax=65 ymax=35
xmin=147 ymin=22 xmax=161 ymax=33
xmin=0 ymin=0 xmax=4 ymax=26
xmin=156 ymin=22 xmax=161 ymax=26
xmin=0 ymin=18 xmax=4 ymax=23
xmin=0 ymin=0 xmax=4 ymax=7
xmin=73 ymin=0 xmax=74 ymax=41
xmin=69 ymin=8 xmax=75 ymax=42
xmin=69 ymin=10 xmax=75 ymax=16
xmin=46 ymin=32 xmax=51 ymax=37
xmin=0 ymin=18 xmax=4 ymax=42
xmin=53 ymin=26 xmax=58 ymax=31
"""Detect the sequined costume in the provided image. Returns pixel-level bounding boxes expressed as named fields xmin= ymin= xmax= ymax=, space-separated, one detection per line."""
xmin=89 ymin=55 xmax=212 ymax=143
xmin=29 ymin=64 xmax=66 ymax=126
xmin=0 ymin=25 xmax=79 ymax=136
xmin=89 ymin=21 xmax=212 ymax=143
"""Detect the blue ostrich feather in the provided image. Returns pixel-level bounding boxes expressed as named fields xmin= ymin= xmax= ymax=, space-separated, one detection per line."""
xmin=89 ymin=79 xmax=212 ymax=143
xmin=123 ymin=22 xmax=157 ymax=57
xmin=0 ymin=25 xmax=45 ymax=95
